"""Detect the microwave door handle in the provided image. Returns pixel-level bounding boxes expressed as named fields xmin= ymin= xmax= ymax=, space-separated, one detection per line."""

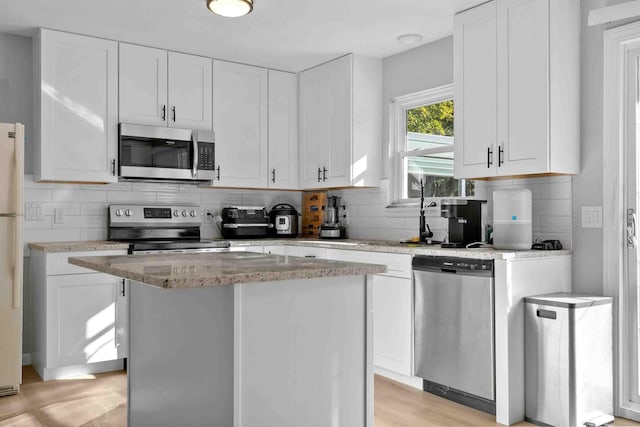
xmin=191 ymin=131 xmax=199 ymax=178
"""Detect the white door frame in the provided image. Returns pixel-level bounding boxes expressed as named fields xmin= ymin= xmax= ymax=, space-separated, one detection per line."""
xmin=603 ymin=21 xmax=640 ymax=421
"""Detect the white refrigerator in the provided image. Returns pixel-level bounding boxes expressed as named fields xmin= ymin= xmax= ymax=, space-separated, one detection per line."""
xmin=0 ymin=122 xmax=24 ymax=396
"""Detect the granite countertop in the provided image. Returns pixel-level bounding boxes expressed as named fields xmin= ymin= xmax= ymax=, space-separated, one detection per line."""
xmin=29 ymin=238 xmax=571 ymax=259
xmin=231 ymin=238 xmax=572 ymax=260
xmin=68 ymin=251 xmax=387 ymax=289
xmin=28 ymin=240 xmax=129 ymax=252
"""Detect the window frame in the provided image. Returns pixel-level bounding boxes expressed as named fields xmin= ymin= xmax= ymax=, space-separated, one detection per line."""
xmin=391 ymin=83 xmax=468 ymax=206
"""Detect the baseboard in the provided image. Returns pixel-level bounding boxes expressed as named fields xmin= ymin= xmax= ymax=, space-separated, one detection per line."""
xmin=374 ymin=366 xmax=423 ymax=390
xmin=41 ymin=359 xmax=125 ymax=381
xmin=22 ymin=353 xmax=31 ymax=366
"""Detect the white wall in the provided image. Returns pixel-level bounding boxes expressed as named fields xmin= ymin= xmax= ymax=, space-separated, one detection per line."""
xmin=0 ymin=32 xmax=33 ymax=173
xmin=573 ymin=0 xmax=632 ymax=295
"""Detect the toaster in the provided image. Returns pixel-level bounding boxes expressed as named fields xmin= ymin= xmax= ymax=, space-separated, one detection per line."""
xmin=221 ymin=206 xmax=270 ymax=239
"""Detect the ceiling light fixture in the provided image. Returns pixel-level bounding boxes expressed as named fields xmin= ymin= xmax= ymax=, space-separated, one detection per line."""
xmin=396 ymin=34 xmax=423 ymax=45
xmin=206 ymin=0 xmax=253 ymax=18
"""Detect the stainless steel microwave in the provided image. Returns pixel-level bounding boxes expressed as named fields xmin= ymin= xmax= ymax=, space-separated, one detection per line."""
xmin=118 ymin=123 xmax=215 ymax=182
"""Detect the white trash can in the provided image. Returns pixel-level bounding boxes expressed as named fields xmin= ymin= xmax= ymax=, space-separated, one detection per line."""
xmin=524 ymin=293 xmax=613 ymax=427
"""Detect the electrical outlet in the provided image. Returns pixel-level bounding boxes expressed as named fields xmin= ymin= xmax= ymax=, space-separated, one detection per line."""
xmin=25 ymin=203 xmax=42 ymax=221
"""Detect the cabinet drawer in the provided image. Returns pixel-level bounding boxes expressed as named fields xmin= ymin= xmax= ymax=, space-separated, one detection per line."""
xmin=46 ymin=250 xmax=127 ymax=276
xmin=327 ymin=249 xmax=411 ymax=279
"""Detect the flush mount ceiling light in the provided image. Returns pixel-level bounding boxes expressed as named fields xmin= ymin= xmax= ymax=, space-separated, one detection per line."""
xmin=396 ymin=34 xmax=423 ymax=45
xmin=206 ymin=0 xmax=254 ymax=17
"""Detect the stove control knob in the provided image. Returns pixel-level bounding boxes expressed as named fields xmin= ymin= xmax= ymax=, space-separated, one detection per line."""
xmin=173 ymin=210 xmax=179 ymax=217
xmin=190 ymin=210 xmax=197 ymax=217
xmin=182 ymin=210 xmax=188 ymax=217
xmin=125 ymin=209 xmax=132 ymax=217
xmin=115 ymin=209 xmax=123 ymax=217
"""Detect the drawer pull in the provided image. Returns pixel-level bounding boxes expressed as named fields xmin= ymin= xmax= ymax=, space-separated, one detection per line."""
xmin=536 ymin=309 xmax=556 ymax=320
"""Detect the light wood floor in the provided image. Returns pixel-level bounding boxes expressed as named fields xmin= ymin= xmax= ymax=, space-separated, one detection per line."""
xmin=0 ymin=366 xmax=125 ymax=426
xmin=1 ymin=366 xmax=639 ymax=426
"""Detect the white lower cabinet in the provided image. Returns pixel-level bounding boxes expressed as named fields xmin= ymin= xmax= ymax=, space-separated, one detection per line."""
xmin=31 ymin=249 xmax=128 ymax=380
xmin=325 ymin=249 xmax=413 ymax=377
xmin=371 ymin=275 xmax=412 ymax=376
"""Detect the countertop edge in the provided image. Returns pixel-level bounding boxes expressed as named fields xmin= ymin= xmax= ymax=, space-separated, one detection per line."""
xmin=68 ymin=255 xmax=387 ymax=289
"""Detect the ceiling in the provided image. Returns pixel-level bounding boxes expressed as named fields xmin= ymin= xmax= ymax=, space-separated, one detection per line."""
xmin=0 ymin=0 xmax=485 ymax=72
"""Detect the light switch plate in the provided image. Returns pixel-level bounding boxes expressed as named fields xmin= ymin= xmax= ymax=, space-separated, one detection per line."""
xmin=54 ymin=207 xmax=64 ymax=224
xmin=25 ymin=203 xmax=42 ymax=221
xmin=582 ymin=206 xmax=603 ymax=228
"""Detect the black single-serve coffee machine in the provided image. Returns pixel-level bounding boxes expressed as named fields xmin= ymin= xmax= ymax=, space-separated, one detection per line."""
xmin=440 ymin=199 xmax=486 ymax=248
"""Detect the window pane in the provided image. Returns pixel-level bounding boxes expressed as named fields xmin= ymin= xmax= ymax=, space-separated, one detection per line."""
xmin=405 ymin=154 xmax=475 ymax=198
xmin=397 ymin=96 xmax=474 ymax=202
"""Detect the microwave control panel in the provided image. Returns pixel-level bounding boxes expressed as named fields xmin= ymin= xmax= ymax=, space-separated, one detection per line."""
xmin=199 ymin=143 xmax=215 ymax=170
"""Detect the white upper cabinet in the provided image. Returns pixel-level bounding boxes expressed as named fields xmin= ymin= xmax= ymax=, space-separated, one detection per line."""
xmin=454 ymin=0 xmax=580 ymax=179
xmin=119 ymin=44 xmax=212 ymax=131
xmin=268 ymin=70 xmax=298 ymax=190
xmin=212 ymin=60 xmax=268 ymax=188
xmin=119 ymin=44 xmax=168 ymax=127
xmin=34 ymin=29 xmax=119 ymax=183
xmin=453 ymin=1 xmax=498 ymax=178
xmin=299 ymin=54 xmax=382 ymax=189
xmin=168 ymin=52 xmax=213 ymax=131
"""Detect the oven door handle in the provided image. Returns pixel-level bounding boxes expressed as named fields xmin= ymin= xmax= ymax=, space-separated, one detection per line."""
xmin=191 ymin=130 xmax=199 ymax=179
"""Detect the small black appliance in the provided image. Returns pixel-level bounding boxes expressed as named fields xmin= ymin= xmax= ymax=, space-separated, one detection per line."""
xmin=269 ymin=204 xmax=299 ymax=238
xmin=440 ymin=199 xmax=486 ymax=248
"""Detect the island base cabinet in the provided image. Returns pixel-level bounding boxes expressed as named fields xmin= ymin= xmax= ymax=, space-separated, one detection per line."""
xmin=128 ymin=275 xmax=372 ymax=427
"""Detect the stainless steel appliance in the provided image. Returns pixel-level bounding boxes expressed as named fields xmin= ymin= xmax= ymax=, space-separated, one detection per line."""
xmin=118 ymin=123 xmax=216 ymax=182
xmin=319 ymin=195 xmax=347 ymax=239
xmin=0 ymin=123 xmax=24 ymax=396
xmin=440 ymin=199 xmax=486 ymax=248
xmin=524 ymin=293 xmax=614 ymax=427
xmin=269 ymin=204 xmax=298 ymax=238
xmin=108 ymin=204 xmax=230 ymax=254
xmin=221 ymin=206 xmax=270 ymax=239
xmin=413 ymin=255 xmax=495 ymax=414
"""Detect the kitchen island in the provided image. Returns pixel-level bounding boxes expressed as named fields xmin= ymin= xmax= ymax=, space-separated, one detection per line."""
xmin=69 ymin=251 xmax=386 ymax=427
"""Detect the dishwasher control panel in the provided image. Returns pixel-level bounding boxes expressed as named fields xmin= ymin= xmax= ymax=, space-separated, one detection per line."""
xmin=412 ymin=255 xmax=494 ymax=275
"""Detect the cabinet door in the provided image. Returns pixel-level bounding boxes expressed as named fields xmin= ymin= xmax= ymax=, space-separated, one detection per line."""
xmin=324 ymin=55 xmax=352 ymax=188
xmin=168 ymin=52 xmax=213 ymax=131
xmin=268 ymin=70 xmax=298 ymax=190
xmin=372 ymin=275 xmax=412 ymax=376
xmin=47 ymin=273 xmax=119 ymax=367
xmin=496 ymin=0 xmax=549 ymax=175
xmin=299 ymin=62 xmax=333 ymax=189
xmin=39 ymin=30 xmax=118 ymax=183
xmin=454 ymin=2 xmax=498 ymax=179
xmin=115 ymin=279 xmax=128 ymax=360
xmin=119 ymin=43 xmax=168 ymax=127
xmin=212 ymin=60 xmax=268 ymax=188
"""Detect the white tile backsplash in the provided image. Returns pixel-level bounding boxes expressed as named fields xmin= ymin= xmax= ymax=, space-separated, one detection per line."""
xmin=22 ymin=175 xmax=304 ymax=249
xmin=22 ymin=174 xmax=573 ymax=250
xmin=333 ymin=177 xmax=573 ymax=249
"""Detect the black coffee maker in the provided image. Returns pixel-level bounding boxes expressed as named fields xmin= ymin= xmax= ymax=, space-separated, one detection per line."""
xmin=440 ymin=199 xmax=486 ymax=248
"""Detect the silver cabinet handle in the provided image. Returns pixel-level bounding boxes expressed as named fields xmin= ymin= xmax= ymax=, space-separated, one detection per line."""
xmin=317 ymin=167 xmax=322 ymax=182
xmin=272 ymin=169 xmax=276 ymax=183
xmin=191 ymin=131 xmax=199 ymax=178
xmin=628 ymin=208 xmax=636 ymax=248
xmin=171 ymin=106 xmax=176 ymax=122
xmin=161 ymin=105 xmax=166 ymax=121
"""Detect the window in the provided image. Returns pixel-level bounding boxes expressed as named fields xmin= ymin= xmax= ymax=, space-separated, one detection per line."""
xmin=391 ymin=84 xmax=473 ymax=204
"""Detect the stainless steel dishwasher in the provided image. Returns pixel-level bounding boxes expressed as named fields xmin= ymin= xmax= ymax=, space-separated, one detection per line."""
xmin=413 ymin=255 xmax=495 ymax=414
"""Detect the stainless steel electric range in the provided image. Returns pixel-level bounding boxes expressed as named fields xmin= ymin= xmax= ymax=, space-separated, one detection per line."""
xmin=108 ymin=204 xmax=230 ymax=254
